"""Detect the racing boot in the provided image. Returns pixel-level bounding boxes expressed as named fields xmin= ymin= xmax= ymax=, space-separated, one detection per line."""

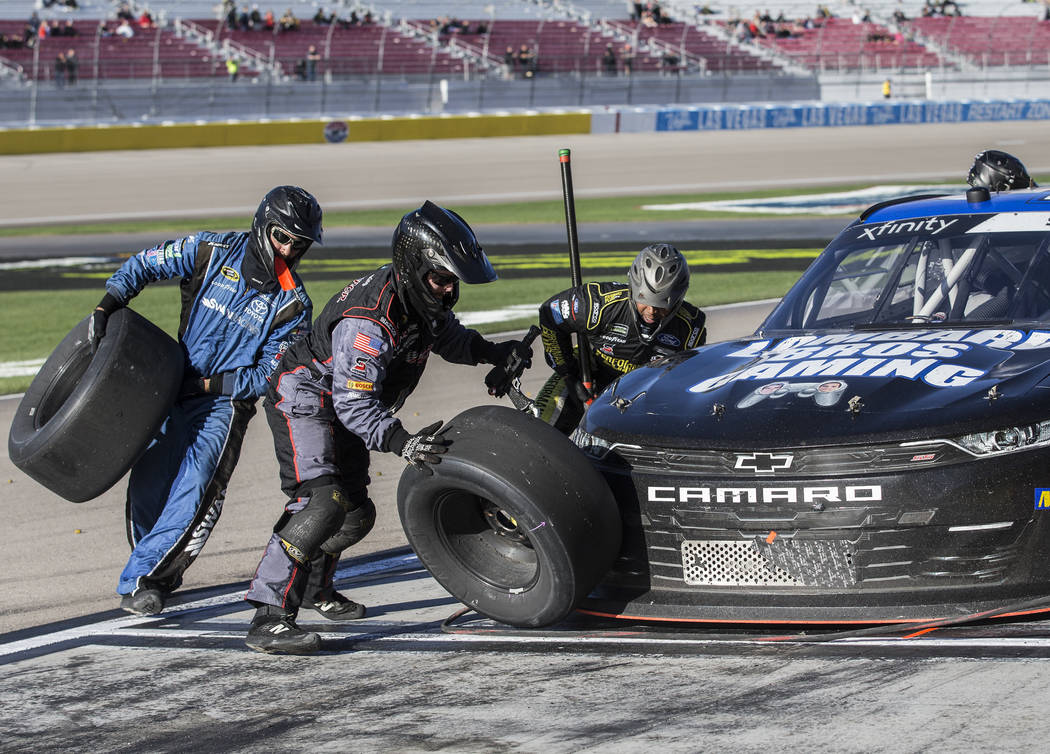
xmin=245 ymin=604 xmax=321 ymax=655
xmin=120 ymin=584 xmax=167 ymax=616
xmin=303 ymin=591 xmax=366 ymax=621
xmin=302 ymin=552 xmax=367 ymax=621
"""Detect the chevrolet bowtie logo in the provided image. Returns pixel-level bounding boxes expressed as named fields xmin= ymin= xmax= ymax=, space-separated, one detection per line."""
xmin=734 ymin=453 xmax=794 ymax=474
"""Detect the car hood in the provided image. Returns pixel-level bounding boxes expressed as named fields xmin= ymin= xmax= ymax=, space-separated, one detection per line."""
xmin=587 ymin=327 xmax=1050 ymax=447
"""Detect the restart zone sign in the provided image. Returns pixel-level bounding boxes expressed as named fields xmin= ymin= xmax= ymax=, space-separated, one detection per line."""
xmin=655 ymin=99 xmax=1050 ymax=132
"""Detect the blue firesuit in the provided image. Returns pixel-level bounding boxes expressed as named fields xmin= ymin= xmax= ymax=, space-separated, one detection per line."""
xmin=105 ymin=231 xmax=311 ymax=597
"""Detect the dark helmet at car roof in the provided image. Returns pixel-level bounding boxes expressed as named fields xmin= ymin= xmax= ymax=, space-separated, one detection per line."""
xmin=967 ymin=150 xmax=1037 ymax=192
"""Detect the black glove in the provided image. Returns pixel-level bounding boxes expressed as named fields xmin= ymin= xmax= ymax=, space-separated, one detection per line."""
xmin=87 ymin=293 xmax=122 ymax=354
xmin=480 ymin=340 xmax=520 ymax=367
xmin=484 ymin=339 xmax=535 ymax=397
xmin=387 ymin=421 xmax=451 ymax=475
xmin=179 ymin=373 xmax=227 ymax=399
xmin=565 ymin=375 xmax=594 ymax=406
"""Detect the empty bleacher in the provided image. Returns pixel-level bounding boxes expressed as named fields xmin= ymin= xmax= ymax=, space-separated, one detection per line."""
xmin=743 ymin=16 xmax=944 ymax=71
xmin=907 ymin=14 xmax=1050 ymax=66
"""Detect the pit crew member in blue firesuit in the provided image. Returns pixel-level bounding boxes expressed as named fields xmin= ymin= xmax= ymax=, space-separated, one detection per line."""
xmin=244 ymin=200 xmax=532 ymax=654
xmin=535 ymin=243 xmax=706 ymax=434
xmin=967 ymin=149 xmax=1038 ymax=192
xmin=90 ymin=185 xmax=320 ymax=617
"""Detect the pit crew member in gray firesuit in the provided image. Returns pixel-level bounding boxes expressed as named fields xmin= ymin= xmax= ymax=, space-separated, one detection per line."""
xmin=92 ymin=185 xmax=319 ymax=617
xmin=535 ymin=243 xmax=705 ymax=434
xmin=244 ymin=201 xmax=532 ymax=654
xmin=967 ymin=149 xmax=1038 ymax=192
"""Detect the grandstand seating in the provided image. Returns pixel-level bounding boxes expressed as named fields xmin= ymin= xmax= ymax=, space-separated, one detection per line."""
xmin=907 ymin=15 xmax=1050 ymax=66
xmin=608 ymin=19 xmax=783 ymax=72
xmin=742 ymin=16 xmax=944 ymax=71
xmin=0 ymin=18 xmax=228 ymax=81
xmin=445 ymin=18 xmax=612 ymax=75
xmin=212 ymin=20 xmax=469 ymax=77
xmin=2 ymin=0 xmax=1050 ymax=84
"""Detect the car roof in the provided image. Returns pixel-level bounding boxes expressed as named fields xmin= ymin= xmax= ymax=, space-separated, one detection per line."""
xmin=862 ymin=189 xmax=1050 ymax=224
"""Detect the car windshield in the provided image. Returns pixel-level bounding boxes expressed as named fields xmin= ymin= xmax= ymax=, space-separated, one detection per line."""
xmin=762 ymin=212 xmax=1050 ymax=331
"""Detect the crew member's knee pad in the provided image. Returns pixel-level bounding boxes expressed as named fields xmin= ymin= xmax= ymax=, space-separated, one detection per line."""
xmin=320 ymin=498 xmax=376 ymax=554
xmin=276 ymin=483 xmax=349 ymax=564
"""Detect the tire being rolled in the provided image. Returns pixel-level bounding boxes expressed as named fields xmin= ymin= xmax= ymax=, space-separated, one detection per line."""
xmin=7 ymin=308 xmax=184 ymax=503
xmin=397 ymin=404 xmax=621 ymax=627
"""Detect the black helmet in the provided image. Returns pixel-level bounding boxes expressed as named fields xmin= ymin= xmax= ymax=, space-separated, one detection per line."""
xmin=249 ymin=185 xmax=323 ymax=272
xmin=392 ymin=201 xmax=497 ymax=334
xmin=967 ymin=150 xmax=1037 ymax=192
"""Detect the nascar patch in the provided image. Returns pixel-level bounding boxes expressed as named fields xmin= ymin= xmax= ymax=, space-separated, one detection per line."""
xmin=347 ymin=380 xmax=374 ymax=392
xmin=549 ymin=300 xmax=564 ymax=325
xmin=353 ymin=332 xmax=381 ymax=357
xmin=221 ymin=266 xmax=240 ymax=282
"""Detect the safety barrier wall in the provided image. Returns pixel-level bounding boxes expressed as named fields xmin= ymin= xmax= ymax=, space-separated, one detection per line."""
xmin=590 ymin=98 xmax=1050 ymax=133
xmin=2 ymin=98 xmax=1049 ymax=154
xmin=0 ymin=111 xmax=591 ymax=155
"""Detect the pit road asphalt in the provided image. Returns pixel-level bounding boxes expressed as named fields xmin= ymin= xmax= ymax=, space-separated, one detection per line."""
xmin=3 ymin=123 xmax=1050 ymax=752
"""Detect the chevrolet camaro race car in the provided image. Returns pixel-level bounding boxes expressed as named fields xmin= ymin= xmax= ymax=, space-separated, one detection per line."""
xmin=399 ymin=186 xmax=1050 ymax=629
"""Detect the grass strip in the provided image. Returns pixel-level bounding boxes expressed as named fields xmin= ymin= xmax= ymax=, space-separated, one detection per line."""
xmin=0 ymin=267 xmax=802 ymax=395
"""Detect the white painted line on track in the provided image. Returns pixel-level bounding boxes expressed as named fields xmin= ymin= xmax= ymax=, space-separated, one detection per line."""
xmin=0 ymin=256 xmax=118 ymax=271
xmin=0 ymin=359 xmax=44 ymax=378
xmin=0 ymin=552 xmax=421 ymax=657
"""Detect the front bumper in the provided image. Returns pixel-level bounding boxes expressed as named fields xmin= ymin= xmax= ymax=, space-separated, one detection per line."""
xmin=580 ymin=444 xmax=1050 ymax=623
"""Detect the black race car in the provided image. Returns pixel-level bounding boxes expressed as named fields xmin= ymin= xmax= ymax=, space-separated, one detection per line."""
xmin=399 ymin=187 xmax=1050 ymax=628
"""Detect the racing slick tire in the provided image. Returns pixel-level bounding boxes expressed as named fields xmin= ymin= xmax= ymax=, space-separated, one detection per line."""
xmin=397 ymin=404 xmax=621 ymax=628
xmin=7 ymin=308 xmax=183 ymax=503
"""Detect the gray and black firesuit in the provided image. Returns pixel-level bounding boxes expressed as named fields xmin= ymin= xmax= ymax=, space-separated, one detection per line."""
xmin=245 ymin=264 xmax=509 ymax=610
xmin=536 ymin=281 xmax=706 ymax=432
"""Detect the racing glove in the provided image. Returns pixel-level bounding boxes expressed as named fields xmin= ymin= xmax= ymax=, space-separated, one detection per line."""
xmin=179 ymin=372 xmax=230 ymax=398
xmin=88 ymin=292 xmax=123 ymax=354
xmin=385 ymin=421 xmax=451 ymax=475
xmin=477 ymin=338 xmax=533 ymax=368
xmin=564 ymin=375 xmax=595 ymax=406
xmin=483 ymin=339 xmax=535 ymax=397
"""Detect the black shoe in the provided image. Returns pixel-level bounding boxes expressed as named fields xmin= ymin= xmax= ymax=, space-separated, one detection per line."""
xmin=303 ymin=591 xmax=366 ymax=621
xmin=245 ymin=608 xmax=321 ymax=655
xmin=120 ymin=587 xmax=166 ymax=616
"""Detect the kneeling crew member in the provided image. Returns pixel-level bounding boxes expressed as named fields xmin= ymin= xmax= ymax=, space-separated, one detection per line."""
xmin=536 ymin=243 xmax=706 ymax=434
xmin=244 ymin=201 xmax=531 ymax=654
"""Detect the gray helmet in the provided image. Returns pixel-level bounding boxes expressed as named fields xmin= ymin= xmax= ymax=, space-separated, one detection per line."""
xmin=249 ymin=185 xmax=323 ymax=272
xmin=628 ymin=243 xmax=690 ymax=341
xmin=392 ymin=201 xmax=496 ymax=334
xmin=967 ymin=150 xmax=1037 ymax=192
xmin=629 ymin=242 xmax=689 ymax=308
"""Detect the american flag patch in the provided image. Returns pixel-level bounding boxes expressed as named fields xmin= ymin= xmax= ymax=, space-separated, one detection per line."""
xmin=353 ymin=332 xmax=381 ymax=357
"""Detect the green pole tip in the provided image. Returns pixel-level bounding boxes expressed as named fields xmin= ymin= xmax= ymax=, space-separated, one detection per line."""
xmin=558 ymin=148 xmax=570 ymax=157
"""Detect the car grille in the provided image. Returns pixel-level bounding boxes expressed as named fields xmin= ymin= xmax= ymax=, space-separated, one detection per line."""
xmin=608 ymin=442 xmax=974 ymax=477
xmin=682 ymin=538 xmax=856 ymax=588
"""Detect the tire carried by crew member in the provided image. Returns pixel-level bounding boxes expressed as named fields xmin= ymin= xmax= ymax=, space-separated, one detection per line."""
xmin=397 ymin=404 xmax=622 ymax=627
xmin=7 ymin=308 xmax=184 ymax=503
